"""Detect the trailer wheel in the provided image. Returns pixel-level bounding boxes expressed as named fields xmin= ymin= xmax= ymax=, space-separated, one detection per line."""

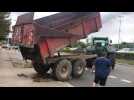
xmin=72 ymin=59 xmax=86 ymax=78
xmin=86 ymin=58 xmax=94 ymax=68
xmin=54 ymin=59 xmax=72 ymax=81
xmin=32 ymin=61 xmax=50 ymax=75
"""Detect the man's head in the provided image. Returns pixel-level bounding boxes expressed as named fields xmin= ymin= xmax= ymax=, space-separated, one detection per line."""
xmin=98 ymin=52 xmax=107 ymax=57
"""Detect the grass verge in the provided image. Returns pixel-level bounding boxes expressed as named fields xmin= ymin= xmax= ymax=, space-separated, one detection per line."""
xmin=117 ymin=59 xmax=134 ymax=65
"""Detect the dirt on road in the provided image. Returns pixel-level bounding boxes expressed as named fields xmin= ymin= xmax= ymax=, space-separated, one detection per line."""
xmin=0 ymin=48 xmax=73 ymax=87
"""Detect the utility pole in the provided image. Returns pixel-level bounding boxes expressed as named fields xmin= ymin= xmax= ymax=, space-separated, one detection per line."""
xmin=118 ymin=16 xmax=123 ymax=50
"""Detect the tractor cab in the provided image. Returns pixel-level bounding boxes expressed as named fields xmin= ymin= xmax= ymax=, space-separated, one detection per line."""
xmin=86 ymin=37 xmax=113 ymax=55
xmin=92 ymin=37 xmax=110 ymax=47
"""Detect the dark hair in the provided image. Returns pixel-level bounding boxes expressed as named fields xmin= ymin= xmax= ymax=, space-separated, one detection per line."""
xmin=98 ymin=52 xmax=107 ymax=57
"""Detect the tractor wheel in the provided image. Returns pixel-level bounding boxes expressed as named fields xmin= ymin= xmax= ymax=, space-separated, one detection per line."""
xmin=72 ymin=59 xmax=86 ymax=78
xmin=54 ymin=59 xmax=72 ymax=81
xmin=32 ymin=61 xmax=50 ymax=76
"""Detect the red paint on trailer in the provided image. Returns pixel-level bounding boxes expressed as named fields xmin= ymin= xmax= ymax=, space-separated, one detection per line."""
xmin=38 ymin=39 xmax=49 ymax=59
xmin=12 ymin=12 xmax=102 ymax=62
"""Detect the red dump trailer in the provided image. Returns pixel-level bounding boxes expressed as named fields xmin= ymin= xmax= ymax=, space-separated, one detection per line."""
xmin=12 ymin=12 xmax=102 ymax=81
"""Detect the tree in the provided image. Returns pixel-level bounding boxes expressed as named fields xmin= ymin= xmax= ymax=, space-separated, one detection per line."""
xmin=0 ymin=12 xmax=11 ymax=41
xmin=121 ymin=42 xmax=127 ymax=48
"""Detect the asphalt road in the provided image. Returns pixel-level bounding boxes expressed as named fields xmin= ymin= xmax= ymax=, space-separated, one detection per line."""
xmin=0 ymin=48 xmax=134 ymax=87
xmin=69 ymin=64 xmax=134 ymax=87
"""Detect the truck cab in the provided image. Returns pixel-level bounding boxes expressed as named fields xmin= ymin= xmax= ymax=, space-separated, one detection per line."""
xmin=86 ymin=37 xmax=116 ymax=69
xmin=86 ymin=37 xmax=113 ymax=53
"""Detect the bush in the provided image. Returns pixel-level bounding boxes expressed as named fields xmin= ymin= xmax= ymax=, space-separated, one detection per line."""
xmin=62 ymin=47 xmax=71 ymax=52
xmin=116 ymin=53 xmax=134 ymax=60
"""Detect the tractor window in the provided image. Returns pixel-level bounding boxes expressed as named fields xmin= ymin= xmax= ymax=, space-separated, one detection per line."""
xmin=93 ymin=40 xmax=107 ymax=46
xmin=102 ymin=42 xmax=105 ymax=46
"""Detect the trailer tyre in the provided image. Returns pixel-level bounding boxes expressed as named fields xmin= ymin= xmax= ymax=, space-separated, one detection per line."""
xmin=54 ymin=59 xmax=72 ymax=81
xmin=72 ymin=59 xmax=86 ymax=78
xmin=86 ymin=58 xmax=95 ymax=68
xmin=32 ymin=61 xmax=50 ymax=75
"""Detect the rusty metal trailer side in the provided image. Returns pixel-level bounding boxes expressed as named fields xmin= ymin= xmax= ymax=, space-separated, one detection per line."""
xmin=33 ymin=12 xmax=101 ymax=62
xmin=46 ymin=54 xmax=97 ymax=64
xmin=13 ymin=12 xmax=101 ymax=62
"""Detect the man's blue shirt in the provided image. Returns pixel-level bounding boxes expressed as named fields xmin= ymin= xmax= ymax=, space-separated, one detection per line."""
xmin=95 ymin=57 xmax=111 ymax=78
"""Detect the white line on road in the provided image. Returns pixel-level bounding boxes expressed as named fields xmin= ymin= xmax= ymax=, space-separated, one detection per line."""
xmin=64 ymin=83 xmax=74 ymax=87
xmin=109 ymin=75 xmax=117 ymax=79
xmin=109 ymin=75 xmax=132 ymax=84
xmin=121 ymin=79 xmax=132 ymax=84
xmin=66 ymin=84 xmax=74 ymax=87
xmin=58 ymin=82 xmax=74 ymax=87
xmin=108 ymin=74 xmax=132 ymax=84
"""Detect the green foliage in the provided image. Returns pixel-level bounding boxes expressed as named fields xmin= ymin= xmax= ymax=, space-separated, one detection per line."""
xmin=113 ymin=42 xmax=134 ymax=49
xmin=117 ymin=59 xmax=134 ymax=65
xmin=71 ymin=41 xmax=87 ymax=48
xmin=0 ymin=12 xmax=11 ymax=40
xmin=62 ymin=47 xmax=71 ymax=52
xmin=116 ymin=53 xmax=134 ymax=60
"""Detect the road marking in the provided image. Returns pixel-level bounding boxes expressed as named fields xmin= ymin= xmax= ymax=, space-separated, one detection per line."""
xmin=67 ymin=83 xmax=74 ymax=87
xmin=59 ymin=82 xmax=74 ymax=87
xmin=109 ymin=74 xmax=132 ymax=84
xmin=121 ymin=79 xmax=132 ymax=84
xmin=109 ymin=75 xmax=117 ymax=79
xmin=109 ymin=75 xmax=132 ymax=84
xmin=85 ymin=68 xmax=89 ymax=71
xmin=65 ymin=83 xmax=74 ymax=87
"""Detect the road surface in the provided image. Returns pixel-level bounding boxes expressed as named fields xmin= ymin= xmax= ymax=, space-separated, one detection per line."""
xmin=0 ymin=48 xmax=134 ymax=87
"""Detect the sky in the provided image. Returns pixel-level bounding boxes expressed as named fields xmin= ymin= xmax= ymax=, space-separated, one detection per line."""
xmin=87 ymin=12 xmax=134 ymax=44
xmin=10 ymin=12 xmax=134 ymax=44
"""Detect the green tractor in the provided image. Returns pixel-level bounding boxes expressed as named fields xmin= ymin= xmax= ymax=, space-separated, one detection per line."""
xmin=86 ymin=37 xmax=116 ymax=69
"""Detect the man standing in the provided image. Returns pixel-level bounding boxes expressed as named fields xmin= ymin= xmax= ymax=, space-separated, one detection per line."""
xmin=107 ymin=52 xmax=116 ymax=70
xmin=93 ymin=53 xmax=111 ymax=87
